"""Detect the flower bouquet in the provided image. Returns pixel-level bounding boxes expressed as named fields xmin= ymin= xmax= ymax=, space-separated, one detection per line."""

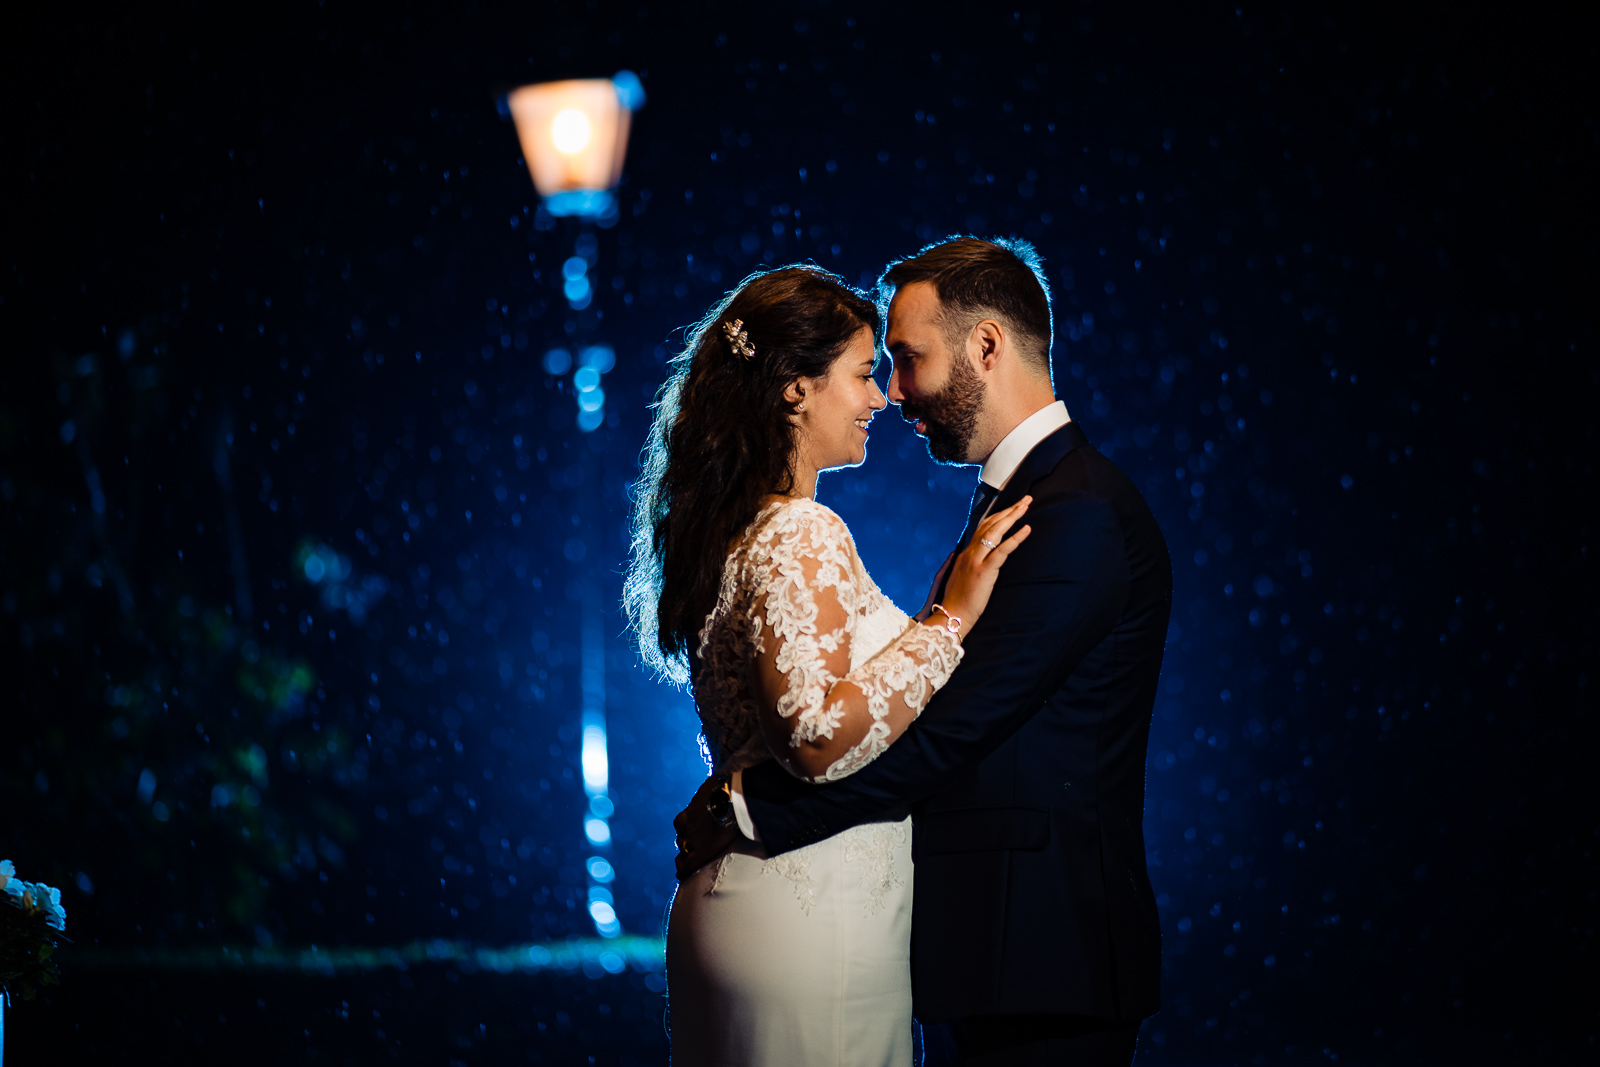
xmin=0 ymin=860 xmax=66 ymax=1002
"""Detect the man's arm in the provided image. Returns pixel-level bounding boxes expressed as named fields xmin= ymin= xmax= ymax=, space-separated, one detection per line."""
xmin=741 ymin=493 xmax=1127 ymax=855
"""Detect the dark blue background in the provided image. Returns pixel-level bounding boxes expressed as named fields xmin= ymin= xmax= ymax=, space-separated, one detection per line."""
xmin=2 ymin=1 xmax=1593 ymax=1063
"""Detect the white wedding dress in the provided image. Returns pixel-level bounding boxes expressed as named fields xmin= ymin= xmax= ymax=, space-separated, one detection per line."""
xmin=666 ymin=498 xmax=963 ymax=1067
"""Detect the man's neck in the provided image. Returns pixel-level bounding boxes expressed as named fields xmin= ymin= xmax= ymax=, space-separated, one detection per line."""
xmin=973 ymin=392 xmax=1060 ymax=466
xmin=979 ymin=399 xmax=1071 ymax=488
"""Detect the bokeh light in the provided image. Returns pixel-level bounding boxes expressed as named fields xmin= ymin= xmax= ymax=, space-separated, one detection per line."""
xmin=1 ymin=4 xmax=1591 ymax=1065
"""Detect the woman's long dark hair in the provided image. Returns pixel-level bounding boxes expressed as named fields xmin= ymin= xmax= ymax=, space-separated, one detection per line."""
xmin=625 ymin=265 xmax=880 ymax=684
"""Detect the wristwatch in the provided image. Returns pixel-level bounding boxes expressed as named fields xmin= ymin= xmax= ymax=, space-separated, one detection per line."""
xmin=705 ymin=775 xmax=736 ymax=828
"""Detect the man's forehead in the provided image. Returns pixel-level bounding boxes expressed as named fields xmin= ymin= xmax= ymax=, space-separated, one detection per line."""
xmin=886 ymin=282 xmax=943 ymax=340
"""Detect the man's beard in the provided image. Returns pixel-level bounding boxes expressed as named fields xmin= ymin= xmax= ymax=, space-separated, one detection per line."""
xmin=902 ymin=355 xmax=985 ymax=465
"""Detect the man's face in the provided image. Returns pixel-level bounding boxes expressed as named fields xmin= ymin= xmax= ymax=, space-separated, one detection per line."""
xmin=885 ymin=281 xmax=986 ymax=465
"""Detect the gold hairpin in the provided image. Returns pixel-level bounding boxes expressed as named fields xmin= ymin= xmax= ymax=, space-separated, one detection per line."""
xmin=722 ymin=318 xmax=756 ymax=360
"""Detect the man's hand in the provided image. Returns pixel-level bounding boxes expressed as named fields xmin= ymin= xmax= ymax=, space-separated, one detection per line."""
xmin=673 ymin=775 xmax=742 ymax=881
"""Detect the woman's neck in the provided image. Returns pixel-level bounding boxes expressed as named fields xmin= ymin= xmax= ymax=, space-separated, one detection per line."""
xmin=789 ymin=454 xmax=820 ymax=501
xmin=765 ymin=488 xmax=813 ymax=505
xmin=789 ymin=466 xmax=818 ymax=500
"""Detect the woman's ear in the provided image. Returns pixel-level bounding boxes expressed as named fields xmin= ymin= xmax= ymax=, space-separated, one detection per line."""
xmin=783 ymin=379 xmax=807 ymax=408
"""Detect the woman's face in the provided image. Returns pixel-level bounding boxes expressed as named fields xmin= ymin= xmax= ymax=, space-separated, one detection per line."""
xmin=795 ymin=327 xmax=886 ymax=474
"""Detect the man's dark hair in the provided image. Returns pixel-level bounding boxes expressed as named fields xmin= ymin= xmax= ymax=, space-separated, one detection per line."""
xmin=878 ymin=235 xmax=1053 ymax=377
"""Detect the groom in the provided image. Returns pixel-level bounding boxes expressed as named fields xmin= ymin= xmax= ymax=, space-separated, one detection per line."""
xmin=675 ymin=236 xmax=1171 ymax=1066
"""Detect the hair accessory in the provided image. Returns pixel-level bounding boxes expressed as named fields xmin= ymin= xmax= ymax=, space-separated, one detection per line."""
xmin=722 ymin=318 xmax=756 ymax=361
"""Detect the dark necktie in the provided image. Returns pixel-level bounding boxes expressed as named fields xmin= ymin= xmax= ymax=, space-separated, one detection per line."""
xmin=957 ymin=480 xmax=1001 ymax=551
xmin=934 ymin=480 xmax=1000 ymax=604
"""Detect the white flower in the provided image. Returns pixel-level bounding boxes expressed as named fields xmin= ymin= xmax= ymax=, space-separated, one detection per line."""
xmin=36 ymin=882 xmax=67 ymax=931
xmin=0 ymin=859 xmax=21 ymax=903
xmin=14 ymin=879 xmax=67 ymax=931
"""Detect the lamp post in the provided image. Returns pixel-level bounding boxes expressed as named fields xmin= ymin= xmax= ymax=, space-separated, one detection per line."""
xmin=508 ymin=71 xmax=643 ymax=939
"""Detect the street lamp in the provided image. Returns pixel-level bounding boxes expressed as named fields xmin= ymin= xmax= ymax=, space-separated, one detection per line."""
xmin=507 ymin=72 xmax=645 ymax=220
xmin=506 ymin=70 xmax=643 ymax=940
xmin=509 ymin=70 xmax=643 ymax=429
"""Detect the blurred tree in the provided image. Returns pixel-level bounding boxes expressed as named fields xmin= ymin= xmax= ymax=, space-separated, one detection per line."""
xmin=0 ymin=338 xmax=360 ymax=943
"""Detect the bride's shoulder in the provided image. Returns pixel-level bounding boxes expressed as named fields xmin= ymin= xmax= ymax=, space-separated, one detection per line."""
xmin=749 ymin=497 xmax=853 ymax=550
xmin=762 ymin=495 xmax=848 ymax=529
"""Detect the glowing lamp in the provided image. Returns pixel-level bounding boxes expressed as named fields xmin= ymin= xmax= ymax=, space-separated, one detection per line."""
xmin=508 ymin=71 xmax=645 ymax=218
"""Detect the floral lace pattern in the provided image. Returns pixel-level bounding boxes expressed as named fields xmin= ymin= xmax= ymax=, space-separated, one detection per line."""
xmin=693 ymin=499 xmax=958 ymax=915
xmin=761 ymin=851 xmax=822 ymax=915
xmin=694 ymin=498 xmax=962 ymax=783
xmin=842 ymin=820 xmax=910 ymax=916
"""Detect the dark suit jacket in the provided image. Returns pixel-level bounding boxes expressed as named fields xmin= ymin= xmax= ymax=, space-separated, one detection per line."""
xmin=741 ymin=421 xmax=1171 ymax=1025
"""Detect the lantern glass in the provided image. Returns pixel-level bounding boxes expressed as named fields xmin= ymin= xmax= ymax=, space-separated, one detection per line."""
xmin=508 ymin=79 xmax=631 ymax=208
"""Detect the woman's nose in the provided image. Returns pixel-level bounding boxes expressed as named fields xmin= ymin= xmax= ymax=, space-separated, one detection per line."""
xmin=870 ymin=380 xmax=887 ymax=408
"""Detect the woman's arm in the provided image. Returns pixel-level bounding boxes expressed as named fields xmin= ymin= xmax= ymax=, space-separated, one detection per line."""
xmin=740 ymin=494 xmax=1139 ymax=855
xmin=748 ymin=505 xmax=964 ymax=782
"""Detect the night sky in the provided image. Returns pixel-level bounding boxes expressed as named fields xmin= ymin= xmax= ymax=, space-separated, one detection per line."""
xmin=2 ymin=2 xmax=1594 ymax=1064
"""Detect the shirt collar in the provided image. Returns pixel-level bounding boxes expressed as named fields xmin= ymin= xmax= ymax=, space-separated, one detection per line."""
xmin=980 ymin=400 xmax=1072 ymax=489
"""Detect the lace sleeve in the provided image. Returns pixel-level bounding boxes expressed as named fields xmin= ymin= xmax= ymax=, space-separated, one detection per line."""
xmin=747 ymin=502 xmax=963 ymax=783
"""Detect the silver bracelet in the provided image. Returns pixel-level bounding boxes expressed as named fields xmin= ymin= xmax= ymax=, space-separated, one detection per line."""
xmin=928 ymin=604 xmax=962 ymax=636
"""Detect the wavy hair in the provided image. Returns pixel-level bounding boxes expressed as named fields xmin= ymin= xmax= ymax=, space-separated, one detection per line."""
xmin=625 ymin=265 xmax=880 ymax=684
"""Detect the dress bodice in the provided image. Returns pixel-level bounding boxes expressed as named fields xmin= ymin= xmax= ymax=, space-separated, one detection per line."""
xmin=693 ymin=498 xmax=957 ymax=780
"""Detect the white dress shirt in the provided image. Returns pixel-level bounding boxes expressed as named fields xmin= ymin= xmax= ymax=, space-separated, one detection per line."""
xmin=981 ymin=399 xmax=1072 ymax=489
xmin=729 ymin=399 xmax=1074 ymax=840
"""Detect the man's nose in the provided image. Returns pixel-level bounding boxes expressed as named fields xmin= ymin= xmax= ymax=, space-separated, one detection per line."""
xmin=887 ymin=365 xmax=905 ymax=405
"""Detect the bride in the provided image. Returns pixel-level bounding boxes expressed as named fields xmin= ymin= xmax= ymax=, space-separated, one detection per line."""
xmin=625 ymin=265 xmax=1031 ymax=1066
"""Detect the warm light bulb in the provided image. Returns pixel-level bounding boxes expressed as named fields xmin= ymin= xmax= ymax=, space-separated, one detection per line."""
xmin=508 ymin=77 xmax=639 ymax=212
xmin=551 ymin=108 xmax=592 ymax=154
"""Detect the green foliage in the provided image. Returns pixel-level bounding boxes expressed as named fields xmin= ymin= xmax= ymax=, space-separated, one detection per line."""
xmin=0 ymin=900 xmax=62 ymax=1002
xmin=0 ymin=341 xmax=365 ymax=938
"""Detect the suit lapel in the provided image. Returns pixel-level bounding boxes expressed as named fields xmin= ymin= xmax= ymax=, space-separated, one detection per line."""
xmin=933 ymin=422 xmax=1089 ymax=604
xmin=990 ymin=421 xmax=1089 ymax=514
